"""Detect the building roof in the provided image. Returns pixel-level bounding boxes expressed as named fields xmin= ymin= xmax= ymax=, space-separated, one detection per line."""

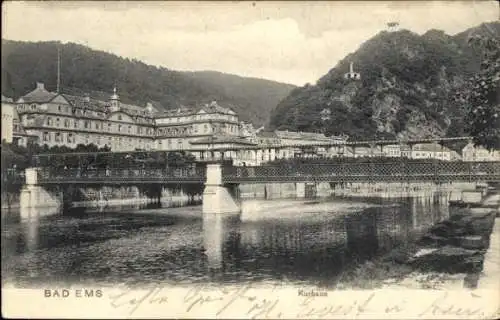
xmin=1 ymin=95 xmax=13 ymax=103
xmin=257 ymin=131 xmax=279 ymax=138
xmin=189 ymin=134 xmax=257 ymax=146
xmin=399 ymin=144 xmax=411 ymax=151
xmin=62 ymin=94 xmax=107 ymax=111
xmin=199 ymin=101 xmax=236 ymax=115
xmin=17 ymin=84 xmax=156 ymax=119
xmin=414 ymin=143 xmax=451 ymax=152
xmin=18 ymin=83 xmax=58 ymax=103
xmin=350 ymin=146 xmax=385 ymax=155
xmin=275 ymin=130 xmax=332 ymax=141
xmin=155 ymin=100 xmax=236 ymax=118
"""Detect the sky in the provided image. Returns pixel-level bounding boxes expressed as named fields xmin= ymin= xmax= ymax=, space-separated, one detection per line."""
xmin=2 ymin=1 xmax=499 ymax=86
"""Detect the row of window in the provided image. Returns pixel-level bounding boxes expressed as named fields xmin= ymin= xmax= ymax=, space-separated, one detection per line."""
xmin=413 ymin=152 xmax=449 ymax=158
xmin=156 ymin=124 xmax=239 ymax=136
xmin=19 ymin=104 xmax=155 ymax=123
xmin=41 ymin=131 xmax=154 ymax=147
xmin=44 ymin=117 xmax=154 ymax=135
xmin=157 ymin=114 xmax=237 ymax=124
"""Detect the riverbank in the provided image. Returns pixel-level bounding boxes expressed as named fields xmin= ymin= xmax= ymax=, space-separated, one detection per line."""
xmin=332 ymin=193 xmax=499 ymax=290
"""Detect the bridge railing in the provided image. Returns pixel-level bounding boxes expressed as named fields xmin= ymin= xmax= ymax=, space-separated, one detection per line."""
xmin=37 ymin=166 xmax=206 ymax=184
xmin=30 ymin=160 xmax=500 ymax=184
xmin=222 ymin=161 xmax=500 ymax=183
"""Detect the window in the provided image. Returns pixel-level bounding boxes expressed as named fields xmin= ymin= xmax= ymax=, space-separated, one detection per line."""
xmin=108 ymin=123 xmax=111 ymax=131
xmin=84 ymin=121 xmax=90 ymax=129
xmin=118 ymin=125 xmax=122 ymax=132
xmin=43 ymin=132 xmax=49 ymax=142
xmin=47 ymin=117 xmax=52 ymax=126
xmin=64 ymin=119 xmax=69 ymax=128
xmin=128 ymin=125 xmax=132 ymax=133
xmin=95 ymin=122 xmax=99 ymax=130
xmin=204 ymin=124 xmax=208 ymax=133
xmin=55 ymin=132 xmax=61 ymax=142
xmin=31 ymin=104 xmax=37 ymax=110
xmin=85 ymin=135 xmax=89 ymax=144
xmin=74 ymin=120 xmax=79 ymax=128
xmin=58 ymin=105 xmax=62 ymax=112
xmin=67 ymin=133 xmax=73 ymax=143
xmin=56 ymin=118 xmax=60 ymax=127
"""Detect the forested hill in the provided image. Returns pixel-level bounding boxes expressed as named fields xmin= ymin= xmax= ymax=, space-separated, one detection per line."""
xmin=270 ymin=22 xmax=500 ymax=140
xmin=1 ymin=40 xmax=295 ymax=126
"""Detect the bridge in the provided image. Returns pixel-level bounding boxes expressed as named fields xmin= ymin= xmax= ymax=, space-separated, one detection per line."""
xmin=33 ymin=160 xmax=500 ymax=185
xmin=13 ymin=144 xmax=500 ymax=214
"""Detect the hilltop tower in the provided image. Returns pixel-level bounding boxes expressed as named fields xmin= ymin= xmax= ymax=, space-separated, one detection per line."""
xmin=343 ymin=62 xmax=361 ymax=81
xmin=387 ymin=21 xmax=400 ymax=32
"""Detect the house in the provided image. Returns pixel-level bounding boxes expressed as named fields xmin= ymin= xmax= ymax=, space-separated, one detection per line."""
xmin=462 ymin=142 xmax=500 ymax=161
xmin=411 ymin=143 xmax=451 ymax=161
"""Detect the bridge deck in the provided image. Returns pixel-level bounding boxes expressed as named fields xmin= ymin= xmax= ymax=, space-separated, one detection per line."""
xmin=29 ymin=161 xmax=500 ymax=185
xmin=222 ymin=161 xmax=500 ymax=183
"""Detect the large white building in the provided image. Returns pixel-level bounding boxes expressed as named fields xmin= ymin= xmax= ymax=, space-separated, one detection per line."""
xmin=10 ymin=83 xmax=258 ymax=153
xmin=411 ymin=143 xmax=453 ymax=161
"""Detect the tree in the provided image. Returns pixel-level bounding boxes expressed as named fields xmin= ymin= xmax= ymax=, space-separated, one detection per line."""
xmin=460 ymin=34 xmax=500 ymax=149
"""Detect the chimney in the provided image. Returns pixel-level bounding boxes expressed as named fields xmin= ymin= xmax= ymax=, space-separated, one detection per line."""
xmin=36 ymin=82 xmax=45 ymax=90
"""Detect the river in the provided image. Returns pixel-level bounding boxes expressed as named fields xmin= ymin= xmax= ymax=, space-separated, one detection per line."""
xmin=1 ymin=192 xmax=452 ymax=288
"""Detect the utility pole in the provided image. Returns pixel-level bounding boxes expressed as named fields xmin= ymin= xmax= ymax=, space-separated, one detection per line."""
xmin=57 ymin=44 xmax=61 ymax=93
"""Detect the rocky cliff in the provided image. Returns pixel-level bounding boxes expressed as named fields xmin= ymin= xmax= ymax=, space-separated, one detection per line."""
xmin=270 ymin=22 xmax=500 ymax=141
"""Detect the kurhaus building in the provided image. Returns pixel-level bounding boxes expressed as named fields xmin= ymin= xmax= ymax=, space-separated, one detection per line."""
xmin=10 ymin=82 xmax=257 ymax=154
xmin=15 ymin=83 xmax=156 ymax=151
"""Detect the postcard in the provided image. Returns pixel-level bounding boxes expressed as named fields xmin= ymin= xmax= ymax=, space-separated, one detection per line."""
xmin=2 ymin=1 xmax=499 ymax=318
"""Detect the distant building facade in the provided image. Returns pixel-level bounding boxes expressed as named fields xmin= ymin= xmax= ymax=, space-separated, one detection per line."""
xmin=154 ymin=101 xmax=241 ymax=151
xmin=411 ymin=143 xmax=452 ymax=161
xmin=1 ymin=95 xmax=15 ymax=143
xmin=382 ymin=144 xmax=402 ymax=158
xmin=462 ymin=142 xmax=500 ymax=161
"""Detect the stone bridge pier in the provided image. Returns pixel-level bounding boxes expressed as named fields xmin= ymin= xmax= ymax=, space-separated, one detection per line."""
xmin=202 ymin=162 xmax=241 ymax=215
xmin=20 ymin=168 xmax=61 ymax=209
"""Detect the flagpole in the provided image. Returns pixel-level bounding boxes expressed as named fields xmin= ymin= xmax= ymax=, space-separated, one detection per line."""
xmin=57 ymin=44 xmax=61 ymax=93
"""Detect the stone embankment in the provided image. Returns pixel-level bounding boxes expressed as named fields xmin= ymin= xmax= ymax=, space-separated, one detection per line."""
xmin=407 ymin=192 xmax=499 ymax=288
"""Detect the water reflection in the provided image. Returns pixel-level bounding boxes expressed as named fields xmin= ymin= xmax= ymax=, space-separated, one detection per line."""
xmin=203 ymin=213 xmax=240 ymax=271
xmin=2 ymin=192 xmax=454 ymax=286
